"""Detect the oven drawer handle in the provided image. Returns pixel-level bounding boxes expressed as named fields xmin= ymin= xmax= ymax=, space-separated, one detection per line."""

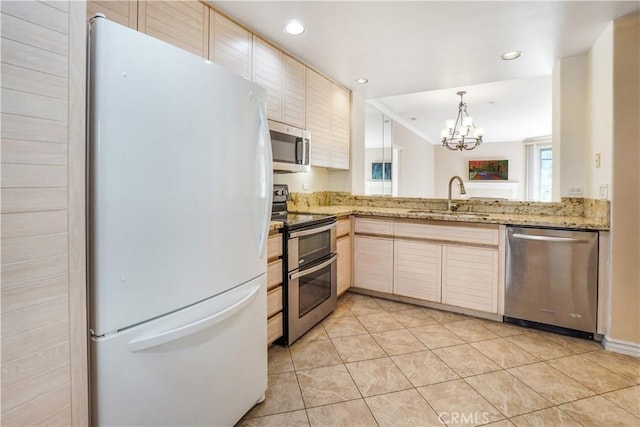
xmin=289 ymin=254 xmax=338 ymax=280
xmin=289 ymin=222 xmax=336 ymax=239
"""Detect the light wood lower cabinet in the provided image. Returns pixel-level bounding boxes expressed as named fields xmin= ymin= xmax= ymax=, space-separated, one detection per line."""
xmin=337 ymin=235 xmax=351 ymax=295
xmin=354 ymin=235 xmax=393 ymax=293
xmin=442 ymin=245 xmax=499 ymax=313
xmin=266 ymin=232 xmax=284 ymax=345
xmin=336 ymin=216 xmax=352 ymax=295
xmin=267 ymin=312 xmax=283 ymax=345
xmin=353 ymin=217 xmax=501 ymax=314
xmin=394 ymin=239 xmax=441 ymax=302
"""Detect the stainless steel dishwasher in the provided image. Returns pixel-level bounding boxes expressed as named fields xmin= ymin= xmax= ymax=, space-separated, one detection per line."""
xmin=505 ymin=226 xmax=598 ymax=338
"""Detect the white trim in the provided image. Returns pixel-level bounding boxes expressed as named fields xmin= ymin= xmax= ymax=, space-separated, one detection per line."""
xmin=367 ymin=100 xmax=432 ymax=143
xmin=602 ymin=336 xmax=640 ymax=357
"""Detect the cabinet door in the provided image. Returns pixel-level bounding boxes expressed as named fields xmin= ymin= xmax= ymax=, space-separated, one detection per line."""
xmin=306 ymin=68 xmax=331 ymax=168
xmin=354 ymin=236 xmax=393 ymax=293
xmin=337 ymin=235 xmax=352 ymax=295
xmin=253 ymin=37 xmax=282 ymax=122
xmin=330 ymin=83 xmax=350 ymax=170
xmin=88 ymin=1 xmax=137 ymax=28
xmin=282 ymin=54 xmax=306 ymax=129
xmin=442 ymin=245 xmax=499 ymax=313
xmin=209 ymin=11 xmax=251 ymax=80
xmin=394 ymin=240 xmax=441 ymax=302
xmin=138 ymin=0 xmax=209 ymax=57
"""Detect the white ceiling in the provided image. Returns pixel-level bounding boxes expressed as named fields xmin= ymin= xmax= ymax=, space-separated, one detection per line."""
xmin=212 ymin=1 xmax=638 ymax=143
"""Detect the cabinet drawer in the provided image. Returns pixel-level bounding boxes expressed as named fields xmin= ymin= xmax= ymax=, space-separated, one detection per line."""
xmin=267 ymin=233 xmax=283 ymax=261
xmin=267 ymin=259 xmax=283 ymax=290
xmin=355 ymin=218 xmax=394 ymax=236
xmin=267 ymin=286 xmax=283 ymax=318
xmin=336 ymin=217 xmax=352 ymax=238
xmin=267 ymin=312 xmax=283 ymax=345
xmin=395 ymin=221 xmax=499 ymax=246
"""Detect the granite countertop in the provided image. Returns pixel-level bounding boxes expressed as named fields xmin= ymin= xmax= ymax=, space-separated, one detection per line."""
xmin=269 ymin=221 xmax=284 ymax=232
xmin=289 ymin=205 xmax=609 ymax=230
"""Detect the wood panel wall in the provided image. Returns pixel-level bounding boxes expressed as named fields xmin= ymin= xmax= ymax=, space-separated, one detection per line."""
xmin=1 ymin=1 xmax=88 ymax=425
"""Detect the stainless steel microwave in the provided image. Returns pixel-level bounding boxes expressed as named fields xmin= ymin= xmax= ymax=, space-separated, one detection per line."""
xmin=269 ymin=120 xmax=310 ymax=173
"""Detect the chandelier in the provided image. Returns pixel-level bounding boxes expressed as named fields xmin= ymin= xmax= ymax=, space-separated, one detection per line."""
xmin=440 ymin=91 xmax=484 ymax=151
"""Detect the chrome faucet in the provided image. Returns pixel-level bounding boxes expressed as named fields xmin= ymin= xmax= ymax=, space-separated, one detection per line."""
xmin=448 ymin=175 xmax=467 ymax=211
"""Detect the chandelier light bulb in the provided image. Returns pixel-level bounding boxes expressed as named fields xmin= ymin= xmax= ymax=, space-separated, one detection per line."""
xmin=475 ymin=127 xmax=485 ymax=138
xmin=463 ymin=116 xmax=473 ymax=127
xmin=441 ymin=129 xmax=450 ymax=139
xmin=446 ymin=120 xmax=455 ymax=129
xmin=459 ymin=126 xmax=469 ymax=136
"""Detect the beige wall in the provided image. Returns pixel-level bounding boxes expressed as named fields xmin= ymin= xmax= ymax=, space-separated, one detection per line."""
xmin=552 ymin=55 xmax=589 ymax=199
xmin=587 ymin=23 xmax=614 ymax=200
xmin=1 ymin=0 xmax=88 ymax=424
xmin=434 ymin=142 xmax=525 ymax=200
xmin=608 ymin=13 xmax=640 ymax=346
xmin=393 ymin=121 xmax=435 ymax=198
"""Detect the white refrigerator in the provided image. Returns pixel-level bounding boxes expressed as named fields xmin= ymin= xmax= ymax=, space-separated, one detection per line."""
xmin=87 ymin=17 xmax=272 ymax=426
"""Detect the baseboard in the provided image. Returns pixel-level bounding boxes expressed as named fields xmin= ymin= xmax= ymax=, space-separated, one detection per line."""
xmin=602 ymin=336 xmax=640 ymax=357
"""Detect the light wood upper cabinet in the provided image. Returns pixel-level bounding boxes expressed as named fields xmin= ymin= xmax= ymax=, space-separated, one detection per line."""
xmin=252 ymin=37 xmax=282 ymax=122
xmin=282 ymin=54 xmax=306 ymax=129
xmin=307 ymin=69 xmax=351 ymax=170
xmin=330 ymin=84 xmax=350 ymax=169
xmin=252 ymin=39 xmax=306 ymax=128
xmin=87 ymin=1 xmax=138 ymax=28
xmin=208 ymin=11 xmax=252 ymax=80
xmin=138 ymin=0 xmax=209 ymax=58
xmin=307 ymin=68 xmax=332 ymax=168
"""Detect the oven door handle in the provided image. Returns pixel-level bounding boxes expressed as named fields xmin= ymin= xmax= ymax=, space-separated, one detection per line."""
xmin=289 ymin=254 xmax=337 ymax=280
xmin=289 ymin=222 xmax=336 ymax=239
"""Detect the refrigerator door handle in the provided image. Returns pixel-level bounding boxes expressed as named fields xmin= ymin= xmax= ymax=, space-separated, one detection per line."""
xmin=127 ymin=283 xmax=261 ymax=352
xmin=257 ymin=102 xmax=273 ymax=258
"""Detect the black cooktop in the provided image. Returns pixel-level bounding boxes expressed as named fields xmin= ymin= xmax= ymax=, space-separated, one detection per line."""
xmin=272 ymin=184 xmax=335 ymax=231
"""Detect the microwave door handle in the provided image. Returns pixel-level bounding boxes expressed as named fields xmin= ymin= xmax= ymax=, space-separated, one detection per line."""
xmin=295 ymin=137 xmax=303 ymax=164
xmin=302 ymin=137 xmax=308 ymax=165
xmin=288 ymin=222 xmax=336 ymax=239
xmin=289 ymin=254 xmax=338 ymax=280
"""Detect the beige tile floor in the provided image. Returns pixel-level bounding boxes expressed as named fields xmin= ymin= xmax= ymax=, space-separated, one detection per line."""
xmin=242 ymin=292 xmax=640 ymax=427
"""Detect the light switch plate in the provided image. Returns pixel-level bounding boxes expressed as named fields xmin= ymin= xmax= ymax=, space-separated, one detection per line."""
xmin=595 ymin=152 xmax=601 ymax=168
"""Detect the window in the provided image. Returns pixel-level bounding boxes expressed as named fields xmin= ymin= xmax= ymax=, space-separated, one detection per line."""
xmin=526 ymin=143 xmax=552 ymax=201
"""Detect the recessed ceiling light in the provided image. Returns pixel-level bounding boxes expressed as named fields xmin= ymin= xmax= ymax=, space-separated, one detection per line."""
xmin=501 ymin=51 xmax=523 ymax=60
xmin=283 ymin=21 xmax=305 ymax=36
xmin=355 ymin=78 xmax=369 ymax=84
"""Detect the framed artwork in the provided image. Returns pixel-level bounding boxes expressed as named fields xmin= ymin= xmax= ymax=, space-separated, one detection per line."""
xmin=372 ymin=162 xmax=392 ymax=180
xmin=468 ymin=160 xmax=509 ymax=180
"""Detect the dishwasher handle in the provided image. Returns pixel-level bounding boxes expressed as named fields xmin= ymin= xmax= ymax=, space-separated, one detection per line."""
xmin=512 ymin=233 xmax=591 ymax=244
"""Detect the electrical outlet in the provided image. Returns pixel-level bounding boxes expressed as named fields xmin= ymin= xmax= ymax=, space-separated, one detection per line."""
xmin=599 ymin=184 xmax=608 ymax=199
xmin=302 ymin=182 xmax=309 ymax=191
xmin=568 ymin=187 xmax=584 ymax=196
xmin=595 ymin=152 xmax=601 ymax=168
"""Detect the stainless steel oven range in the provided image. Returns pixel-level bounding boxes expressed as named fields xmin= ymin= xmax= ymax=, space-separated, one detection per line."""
xmin=272 ymin=184 xmax=337 ymax=345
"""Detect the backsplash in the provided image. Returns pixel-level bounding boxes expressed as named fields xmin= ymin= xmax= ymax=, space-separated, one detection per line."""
xmin=288 ymin=192 xmax=610 ymax=222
